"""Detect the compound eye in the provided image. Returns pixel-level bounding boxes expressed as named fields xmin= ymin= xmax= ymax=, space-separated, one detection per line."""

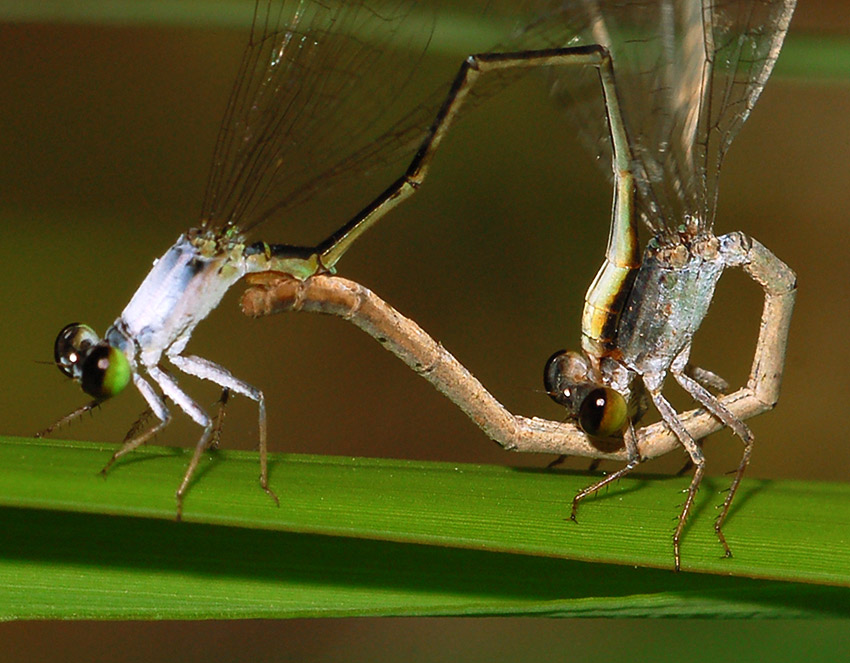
xmin=543 ymin=349 xmax=590 ymax=407
xmin=54 ymin=323 xmax=100 ymax=379
xmin=544 ymin=350 xmax=570 ymax=406
xmin=578 ymin=387 xmax=628 ymax=438
xmin=80 ymin=344 xmax=131 ymax=399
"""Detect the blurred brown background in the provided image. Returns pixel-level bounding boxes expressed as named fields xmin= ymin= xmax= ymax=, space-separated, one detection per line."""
xmin=0 ymin=0 xmax=848 ymax=660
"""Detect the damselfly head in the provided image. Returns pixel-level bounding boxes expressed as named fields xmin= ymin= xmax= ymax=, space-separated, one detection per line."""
xmin=54 ymin=323 xmax=131 ymax=400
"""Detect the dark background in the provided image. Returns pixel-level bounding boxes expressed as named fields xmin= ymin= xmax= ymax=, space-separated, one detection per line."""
xmin=0 ymin=0 xmax=848 ymax=659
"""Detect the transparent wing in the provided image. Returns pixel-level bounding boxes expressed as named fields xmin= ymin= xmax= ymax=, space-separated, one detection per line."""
xmin=197 ymin=0 xmax=608 ymax=239
xmin=501 ymin=0 xmax=796 ymax=237
xmin=699 ymin=0 xmax=796 ymax=230
xmin=200 ymin=0 xmax=438 ymax=234
xmin=200 ymin=0 xmax=794 ymax=240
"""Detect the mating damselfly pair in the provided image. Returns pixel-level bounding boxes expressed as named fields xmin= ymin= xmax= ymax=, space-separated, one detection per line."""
xmin=37 ymin=0 xmax=796 ymax=571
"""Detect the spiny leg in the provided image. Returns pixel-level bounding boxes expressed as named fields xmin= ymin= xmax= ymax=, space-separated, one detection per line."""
xmin=175 ymin=423 xmax=215 ymax=520
xmin=672 ymin=345 xmax=752 ymax=443
xmin=672 ymin=364 xmax=728 ymax=476
xmin=208 ymin=388 xmax=231 ymax=451
xmin=674 ymin=436 xmax=751 ymax=557
xmin=671 ymin=344 xmax=754 ymax=557
xmin=142 ymin=364 xmax=218 ymax=518
xmin=101 ymin=373 xmax=171 ymax=475
xmin=685 ymin=364 xmax=730 ymax=394
xmin=168 ymin=354 xmax=277 ymax=507
xmin=122 ymin=393 xmax=173 ymax=445
xmin=36 ymin=399 xmax=101 ymax=438
xmin=122 ymin=406 xmax=157 ymax=444
xmin=644 ymin=374 xmax=706 ymax=572
xmin=667 ymin=231 xmax=797 ymax=555
xmin=698 ymin=231 xmax=797 ymax=552
xmin=570 ymin=422 xmax=641 ymax=521
xmin=713 ymin=445 xmax=753 ymax=556
xmin=316 ymin=45 xmax=625 ymax=271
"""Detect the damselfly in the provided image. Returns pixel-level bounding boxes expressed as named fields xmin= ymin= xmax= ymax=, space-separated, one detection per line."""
xmin=39 ymin=0 xmax=604 ymax=514
xmin=244 ymin=0 xmax=798 ymax=570
xmin=37 ymin=0 xmax=538 ymax=514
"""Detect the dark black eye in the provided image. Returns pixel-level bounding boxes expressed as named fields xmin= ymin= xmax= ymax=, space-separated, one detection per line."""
xmin=578 ymin=387 xmax=628 ymax=438
xmin=544 ymin=350 xmax=571 ymax=406
xmin=54 ymin=323 xmax=100 ymax=380
xmin=543 ymin=349 xmax=592 ymax=407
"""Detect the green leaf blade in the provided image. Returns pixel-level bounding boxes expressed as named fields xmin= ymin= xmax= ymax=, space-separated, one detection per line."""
xmin=1 ymin=437 xmax=849 ymax=620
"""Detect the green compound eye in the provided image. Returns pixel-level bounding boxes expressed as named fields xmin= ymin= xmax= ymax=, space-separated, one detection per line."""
xmin=578 ymin=387 xmax=628 ymax=438
xmin=80 ymin=344 xmax=131 ymax=399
